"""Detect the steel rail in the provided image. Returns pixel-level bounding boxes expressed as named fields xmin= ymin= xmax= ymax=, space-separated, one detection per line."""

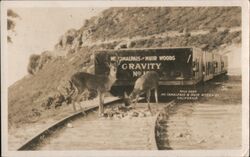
xmin=17 ymin=98 xmax=123 ymax=150
xmin=154 ymin=100 xmax=176 ymax=149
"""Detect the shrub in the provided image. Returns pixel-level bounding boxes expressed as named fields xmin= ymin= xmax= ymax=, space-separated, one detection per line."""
xmin=210 ymin=27 xmax=218 ymax=33
xmin=27 ymin=53 xmax=53 ymax=75
xmin=27 ymin=54 xmax=40 ymax=75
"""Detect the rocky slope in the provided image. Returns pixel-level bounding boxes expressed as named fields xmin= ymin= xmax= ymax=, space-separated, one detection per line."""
xmin=8 ymin=7 xmax=241 ymax=128
xmin=79 ymin=7 xmax=241 ymax=40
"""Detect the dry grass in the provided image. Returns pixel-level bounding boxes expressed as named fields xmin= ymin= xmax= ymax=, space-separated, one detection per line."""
xmin=80 ymin=7 xmax=241 ymax=41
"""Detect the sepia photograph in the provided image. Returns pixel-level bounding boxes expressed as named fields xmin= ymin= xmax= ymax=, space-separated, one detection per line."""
xmin=1 ymin=1 xmax=249 ymax=157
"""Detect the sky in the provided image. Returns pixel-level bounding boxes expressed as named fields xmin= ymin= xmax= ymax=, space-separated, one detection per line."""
xmin=7 ymin=7 xmax=106 ymax=86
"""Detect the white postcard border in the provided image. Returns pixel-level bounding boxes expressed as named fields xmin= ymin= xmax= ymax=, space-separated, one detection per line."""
xmin=1 ymin=1 xmax=249 ymax=157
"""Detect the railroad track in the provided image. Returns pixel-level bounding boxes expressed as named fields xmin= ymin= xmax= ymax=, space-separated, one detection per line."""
xmin=18 ymin=97 xmax=176 ymax=150
xmin=17 ymin=98 xmax=123 ymax=150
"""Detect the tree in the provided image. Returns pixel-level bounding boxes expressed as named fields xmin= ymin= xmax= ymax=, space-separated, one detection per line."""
xmin=7 ymin=9 xmax=20 ymax=43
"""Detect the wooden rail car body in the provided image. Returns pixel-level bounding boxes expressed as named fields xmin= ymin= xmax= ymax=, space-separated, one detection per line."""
xmin=94 ymin=47 xmax=227 ymax=95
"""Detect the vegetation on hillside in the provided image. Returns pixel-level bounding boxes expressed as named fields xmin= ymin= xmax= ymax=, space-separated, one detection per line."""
xmin=80 ymin=7 xmax=241 ymax=40
xmin=27 ymin=52 xmax=54 ymax=75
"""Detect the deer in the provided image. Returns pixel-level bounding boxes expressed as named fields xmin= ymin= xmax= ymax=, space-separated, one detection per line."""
xmin=69 ymin=55 xmax=120 ymax=117
xmin=124 ymin=71 xmax=159 ymax=114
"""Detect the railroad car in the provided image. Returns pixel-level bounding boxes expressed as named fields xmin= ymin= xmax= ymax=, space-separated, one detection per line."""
xmin=221 ymin=55 xmax=228 ymax=74
xmin=213 ymin=53 xmax=222 ymax=76
xmin=94 ymin=47 xmax=227 ymax=95
xmin=203 ymin=52 xmax=214 ymax=81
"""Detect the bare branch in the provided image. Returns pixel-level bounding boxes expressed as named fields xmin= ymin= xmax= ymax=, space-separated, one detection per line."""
xmin=7 ymin=9 xmax=20 ymax=18
xmin=7 ymin=18 xmax=15 ymax=31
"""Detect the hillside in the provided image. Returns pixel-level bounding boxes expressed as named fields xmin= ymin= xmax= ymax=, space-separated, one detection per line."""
xmin=79 ymin=7 xmax=241 ymax=41
xmin=8 ymin=7 xmax=241 ymax=128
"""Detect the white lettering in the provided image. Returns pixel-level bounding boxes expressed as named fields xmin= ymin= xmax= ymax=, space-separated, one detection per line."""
xmin=159 ymin=56 xmax=175 ymax=61
xmin=121 ymin=64 xmax=128 ymax=70
xmin=141 ymin=64 xmax=147 ymax=69
xmin=135 ymin=64 xmax=141 ymax=69
xmin=133 ymin=71 xmax=142 ymax=77
xmin=120 ymin=63 xmax=162 ymax=70
xmin=129 ymin=63 xmax=135 ymax=69
xmin=155 ymin=63 xmax=161 ymax=69
xmin=145 ymin=56 xmax=157 ymax=61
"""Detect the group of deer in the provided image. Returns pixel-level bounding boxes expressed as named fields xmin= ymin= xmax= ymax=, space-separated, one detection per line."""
xmin=69 ymin=55 xmax=159 ymax=117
